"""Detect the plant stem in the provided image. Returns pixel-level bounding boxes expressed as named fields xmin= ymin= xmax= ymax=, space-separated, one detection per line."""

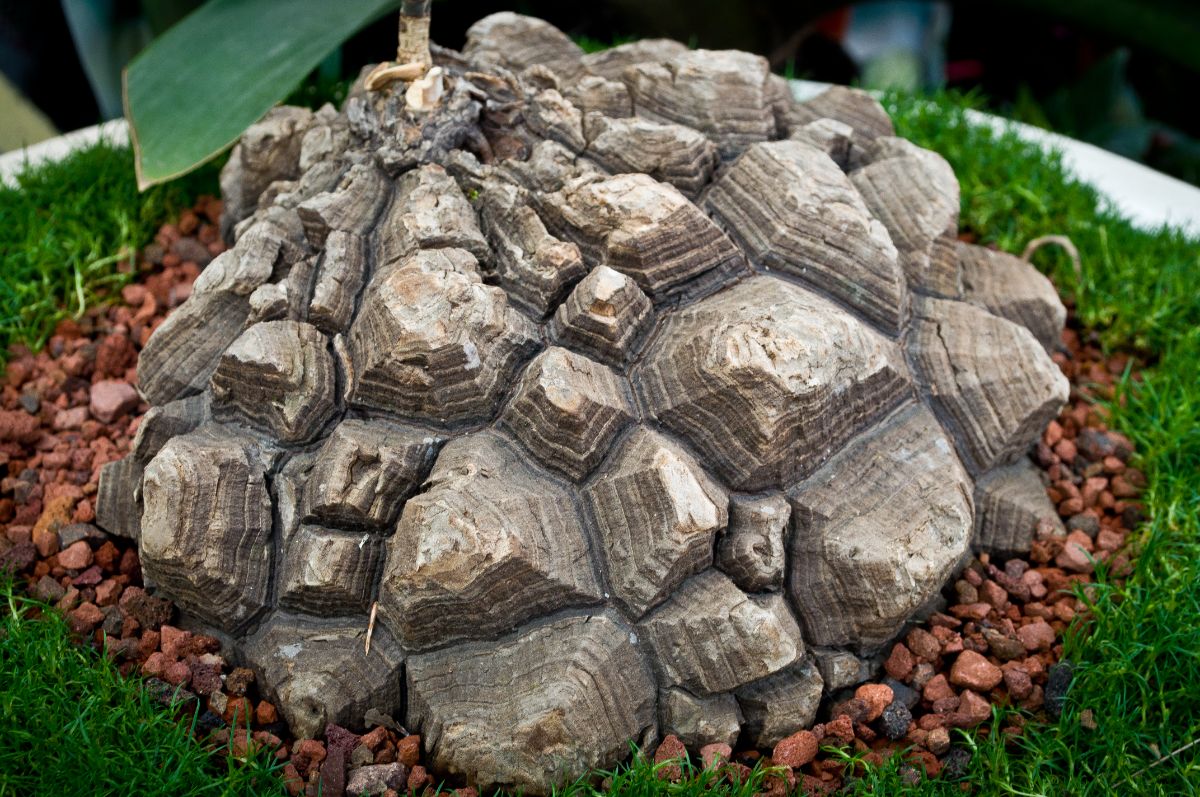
xmin=398 ymin=0 xmax=432 ymax=67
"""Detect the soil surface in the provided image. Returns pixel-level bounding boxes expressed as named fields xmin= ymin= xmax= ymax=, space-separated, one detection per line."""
xmin=0 ymin=199 xmax=1145 ymax=796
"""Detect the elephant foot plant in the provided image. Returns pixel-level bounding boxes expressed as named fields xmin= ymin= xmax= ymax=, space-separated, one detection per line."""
xmin=98 ymin=12 xmax=1069 ymax=794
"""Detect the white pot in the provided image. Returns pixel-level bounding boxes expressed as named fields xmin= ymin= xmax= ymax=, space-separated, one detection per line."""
xmin=1 ymin=119 xmax=129 ymax=187
xmin=788 ymin=80 xmax=1200 ymax=236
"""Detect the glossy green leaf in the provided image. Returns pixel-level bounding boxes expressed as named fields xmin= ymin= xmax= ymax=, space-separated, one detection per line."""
xmin=124 ymin=0 xmax=399 ymax=190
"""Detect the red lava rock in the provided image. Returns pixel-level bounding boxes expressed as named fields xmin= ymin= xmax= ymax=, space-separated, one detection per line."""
xmin=406 ymin=765 xmax=429 ymax=794
xmin=830 ymin=696 xmax=870 ymax=724
xmin=906 ymin=627 xmax=941 ymax=661
xmin=178 ymin=210 xmax=200 ymax=235
xmin=57 ymin=540 xmax=94 ymax=570
xmin=654 ymin=734 xmax=687 ymax=781
xmin=184 ymin=634 xmax=220 ymax=658
xmin=116 ymin=547 xmax=138 ymax=576
xmin=254 ymin=730 xmax=283 ymax=756
xmin=95 ymin=579 xmax=121 ymax=606
xmin=293 ymin=738 xmax=327 ymax=778
xmin=1111 ymin=473 xmax=1142 ymax=498
xmin=758 ymin=770 xmax=794 ymax=797
xmin=908 ymin=749 xmax=943 ymax=777
xmin=88 ymin=380 xmax=140 ymax=423
xmin=142 ymin=651 xmax=168 ymax=678
xmin=885 ymin=642 xmax=915 ymax=681
xmin=1059 ymin=496 xmax=1086 ymax=516
xmin=1021 ymin=570 xmax=1048 ymax=600
xmin=374 ymin=740 xmax=396 ymax=765
xmin=0 ymin=541 xmax=36 ymax=573
xmin=942 ymin=636 xmax=965 ymax=657
xmin=256 ymin=700 xmax=278 ymax=725
xmin=1017 ymin=620 xmax=1057 ymax=652
xmin=189 ymin=659 xmax=223 ymax=696
xmin=1056 ymin=530 xmax=1095 ymax=573
xmin=725 ymin=761 xmax=753 ymax=784
xmin=1081 ymin=476 xmax=1108 ymax=508
xmin=68 ymin=601 xmax=104 ymax=634
xmin=773 ymin=729 xmax=818 ymax=768
xmin=32 ymin=526 xmax=59 ymax=558
xmin=799 ymin=773 xmax=834 ymax=795
xmin=163 ymin=660 xmax=191 ymax=687
xmin=931 ymin=695 xmax=960 ymax=715
xmin=824 ymin=714 xmax=855 ymax=745
xmin=922 ymin=674 xmax=955 ymax=703
xmin=33 ymin=574 xmax=67 ymax=602
xmin=0 ymin=409 xmax=41 ymax=443
xmin=1096 ymin=528 xmax=1124 ymax=551
xmin=325 ymin=724 xmax=359 ymax=763
xmin=979 ymin=579 xmax=1008 ymax=608
xmin=319 ymin=744 xmax=347 ymax=797
xmin=0 ymin=217 xmax=1154 ymax=791
xmin=121 ymin=284 xmax=148 ymax=306
xmin=950 ymin=689 xmax=992 ymax=727
xmin=119 ymin=586 xmax=172 ymax=630
xmin=226 ymin=728 xmax=254 ymax=759
xmin=5 ymin=527 xmax=33 ymax=546
xmin=854 ymin=683 xmax=894 ymax=722
xmin=395 ymin=734 xmax=420 ymax=768
xmin=133 ymin=627 xmax=158 ymax=655
xmin=53 ymin=406 xmax=90 ymax=431
xmin=949 ymin=650 xmax=1003 ymax=692
xmin=360 ymin=726 xmax=388 ymax=753
xmin=72 ymin=565 xmax=103 ymax=587
xmin=1053 ymin=438 xmax=1076 ymax=463
xmin=1002 ymin=666 xmax=1034 ymax=700
xmin=281 ymin=763 xmax=304 ymax=797
xmin=699 ymin=742 xmax=731 ymax=769
xmin=1101 ymin=455 xmax=1125 ymax=474
xmin=159 ymin=625 xmax=192 ymax=660
xmin=949 ymin=602 xmax=992 ymax=622
xmin=223 ymin=696 xmax=251 ymax=726
xmin=916 ymin=713 xmax=946 ymax=731
xmin=95 ymin=334 xmax=136 ymax=377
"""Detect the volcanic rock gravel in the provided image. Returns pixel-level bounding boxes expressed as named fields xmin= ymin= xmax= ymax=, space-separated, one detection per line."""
xmin=0 ymin=197 xmax=1142 ymax=794
xmin=0 ymin=51 xmax=1145 ymax=797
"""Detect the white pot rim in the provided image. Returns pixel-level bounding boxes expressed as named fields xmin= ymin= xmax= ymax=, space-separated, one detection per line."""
xmin=3 ymin=84 xmax=1197 ymax=236
xmin=789 ymin=81 xmax=1200 ymax=236
xmin=1 ymin=119 xmax=129 ymax=188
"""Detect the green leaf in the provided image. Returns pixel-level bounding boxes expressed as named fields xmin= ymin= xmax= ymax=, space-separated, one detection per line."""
xmin=124 ymin=0 xmax=399 ymax=190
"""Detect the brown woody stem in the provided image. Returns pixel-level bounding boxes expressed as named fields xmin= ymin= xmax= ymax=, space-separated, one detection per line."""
xmin=398 ymin=0 xmax=432 ymax=67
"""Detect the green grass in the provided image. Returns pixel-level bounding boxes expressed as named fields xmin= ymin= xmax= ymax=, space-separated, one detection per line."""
xmin=885 ymin=89 xmax=1200 ymax=358
xmin=873 ymin=89 xmax=1200 ymax=796
xmin=0 ymin=140 xmax=217 ymax=363
xmin=2 ymin=89 xmax=1199 ymax=796
xmin=0 ymin=576 xmax=287 ymax=796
